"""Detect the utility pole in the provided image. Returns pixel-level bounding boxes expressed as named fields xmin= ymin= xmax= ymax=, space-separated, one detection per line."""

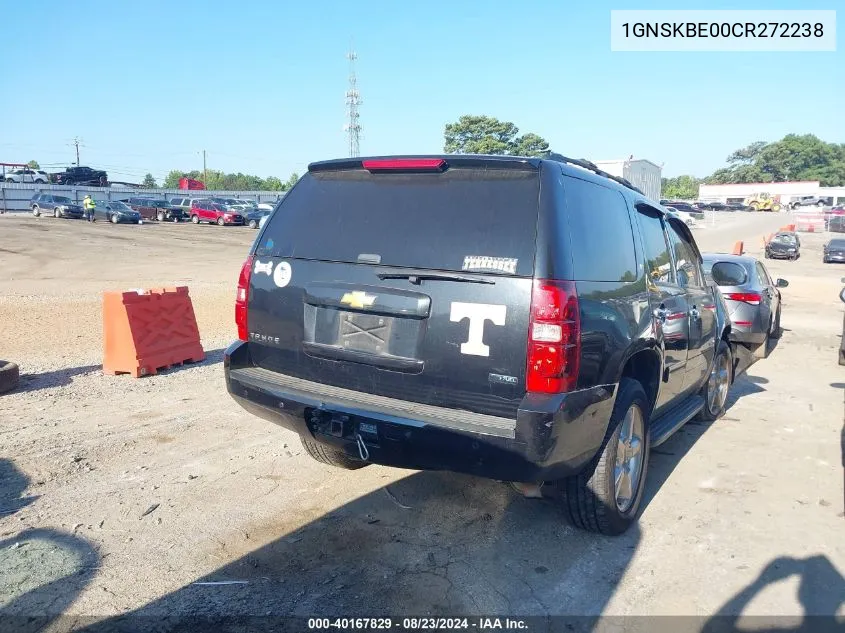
xmin=344 ymin=47 xmax=362 ymax=157
xmin=72 ymin=137 xmax=82 ymax=166
xmin=203 ymin=150 xmax=207 ymax=184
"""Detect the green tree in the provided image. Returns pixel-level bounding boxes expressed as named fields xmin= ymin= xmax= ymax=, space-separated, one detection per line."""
xmin=263 ymin=176 xmax=284 ymax=191
xmin=706 ymin=135 xmax=845 ymax=187
xmin=443 ymin=115 xmax=551 ymax=157
xmin=26 ymin=160 xmax=40 ymax=169
xmin=661 ymin=175 xmax=701 ymax=199
xmin=284 ymin=172 xmax=299 ymax=190
xmin=142 ymin=173 xmax=157 ymax=188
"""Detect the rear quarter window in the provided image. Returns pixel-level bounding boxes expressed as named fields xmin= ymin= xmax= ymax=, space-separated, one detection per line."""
xmin=710 ymin=261 xmax=748 ymax=286
xmin=257 ymin=168 xmax=540 ymax=276
xmin=562 ymin=175 xmax=637 ymax=282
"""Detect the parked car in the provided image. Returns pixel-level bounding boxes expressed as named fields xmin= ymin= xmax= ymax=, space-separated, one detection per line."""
xmin=824 ymin=206 xmax=845 ymax=224
xmin=725 ymin=202 xmax=751 ymax=211
xmin=30 ymin=193 xmax=84 ymax=219
xmin=189 ymin=199 xmax=244 ymax=225
xmin=665 ymin=207 xmax=696 ymax=227
xmin=224 ymin=153 xmax=735 ymax=536
xmin=93 ymin=200 xmax=142 ymax=224
xmin=50 ymin=166 xmax=108 ymax=187
xmin=790 ymin=195 xmax=832 ymax=209
xmin=168 ymin=196 xmax=196 ymax=215
xmin=257 ymin=201 xmax=275 ymax=212
xmin=765 ymin=232 xmax=800 ymax=260
xmin=125 ymin=197 xmax=185 ymax=222
xmin=827 ymin=215 xmax=845 ymax=233
xmin=244 ymin=208 xmax=270 ymax=229
xmin=663 ymin=201 xmax=704 ymax=220
xmin=4 ymin=168 xmax=49 ymax=184
xmin=823 ymin=238 xmax=845 ymax=264
xmin=702 ymin=253 xmax=787 ymax=360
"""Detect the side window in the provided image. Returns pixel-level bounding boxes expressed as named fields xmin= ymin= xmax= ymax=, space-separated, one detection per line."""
xmin=666 ymin=222 xmax=704 ymax=288
xmin=755 ymin=263 xmax=771 ymax=287
xmin=562 ymin=175 xmax=638 ymax=282
xmin=636 ymin=206 xmax=675 ymax=284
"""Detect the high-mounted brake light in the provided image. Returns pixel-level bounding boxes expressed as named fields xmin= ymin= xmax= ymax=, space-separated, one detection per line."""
xmin=724 ymin=292 xmax=761 ymax=306
xmin=235 ymin=255 xmax=254 ymax=341
xmin=526 ymin=280 xmax=580 ymax=394
xmin=362 ymin=158 xmax=447 ymax=172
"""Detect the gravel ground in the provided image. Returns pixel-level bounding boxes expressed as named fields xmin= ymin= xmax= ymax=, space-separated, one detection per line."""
xmin=0 ymin=211 xmax=843 ymax=631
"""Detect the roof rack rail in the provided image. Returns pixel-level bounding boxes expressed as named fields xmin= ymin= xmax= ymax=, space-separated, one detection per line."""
xmin=547 ymin=153 xmax=645 ymax=196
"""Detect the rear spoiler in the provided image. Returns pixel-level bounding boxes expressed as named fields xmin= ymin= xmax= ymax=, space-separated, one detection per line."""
xmin=308 ymin=155 xmax=541 ymax=173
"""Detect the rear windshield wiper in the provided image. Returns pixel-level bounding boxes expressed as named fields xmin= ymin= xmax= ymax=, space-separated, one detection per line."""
xmin=376 ymin=269 xmax=495 ymax=285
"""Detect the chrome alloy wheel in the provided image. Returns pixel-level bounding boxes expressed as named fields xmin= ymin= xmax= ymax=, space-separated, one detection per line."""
xmin=614 ymin=405 xmax=645 ymax=513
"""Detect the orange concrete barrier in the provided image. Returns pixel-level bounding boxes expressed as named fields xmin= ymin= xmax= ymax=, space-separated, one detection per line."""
xmin=103 ymin=287 xmax=205 ymax=377
xmin=732 ymin=241 xmax=744 ymax=255
xmin=781 ymin=224 xmax=796 ymax=232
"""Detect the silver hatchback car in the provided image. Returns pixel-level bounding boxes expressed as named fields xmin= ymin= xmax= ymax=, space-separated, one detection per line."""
xmin=702 ymin=253 xmax=788 ymax=359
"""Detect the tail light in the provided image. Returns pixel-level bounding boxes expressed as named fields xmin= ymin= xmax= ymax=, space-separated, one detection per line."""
xmin=235 ymin=255 xmax=254 ymax=341
xmin=526 ymin=280 xmax=580 ymax=394
xmin=724 ymin=292 xmax=761 ymax=306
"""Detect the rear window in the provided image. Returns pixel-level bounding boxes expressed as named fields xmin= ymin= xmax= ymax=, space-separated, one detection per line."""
xmin=257 ymin=168 xmax=540 ymax=276
xmin=708 ymin=261 xmax=748 ymax=286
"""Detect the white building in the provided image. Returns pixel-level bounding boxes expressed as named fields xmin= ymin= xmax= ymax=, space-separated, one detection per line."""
xmin=594 ymin=158 xmax=662 ymax=203
xmin=698 ymin=181 xmax=845 ymax=206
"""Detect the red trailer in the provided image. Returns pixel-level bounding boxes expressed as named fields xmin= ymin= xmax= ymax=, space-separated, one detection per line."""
xmin=178 ymin=177 xmax=206 ymax=190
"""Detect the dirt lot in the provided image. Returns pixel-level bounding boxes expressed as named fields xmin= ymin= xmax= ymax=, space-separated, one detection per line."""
xmin=1 ymin=211 xmax=843 ymax=630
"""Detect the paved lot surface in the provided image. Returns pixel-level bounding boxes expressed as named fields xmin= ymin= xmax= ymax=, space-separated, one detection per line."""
xmin=1 ymin=211 xmax=843 ymax=629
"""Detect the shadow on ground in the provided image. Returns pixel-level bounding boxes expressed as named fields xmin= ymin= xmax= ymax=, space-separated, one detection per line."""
xmin=14 ymin=365 xmax=101 ymax=394
xmin=701 ymin=555 xmax=845 ymax=633
xmin=0 ymin=458 xmax=38 ymax=517
xmin=0 ymin=458 xmax=100 ymax=633
xmin=73 ymin=382 xmax=754 ymax=632
xmin=0 ymin=528 xmax=100 ymax=633
xmin=12 ymin=348 xmax=225 ymax=393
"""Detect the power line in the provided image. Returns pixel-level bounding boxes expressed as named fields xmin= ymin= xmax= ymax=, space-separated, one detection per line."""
xmin=344 ymin=45 xmax=362 ymax=158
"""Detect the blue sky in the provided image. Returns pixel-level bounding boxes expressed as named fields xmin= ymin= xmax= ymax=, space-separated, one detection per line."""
xmin=2 ymin=0 xmax=842 ymax=183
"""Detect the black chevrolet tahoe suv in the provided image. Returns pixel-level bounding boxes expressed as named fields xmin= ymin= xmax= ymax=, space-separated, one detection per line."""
xmin=225 ymin=154 xmax=734 ymax=535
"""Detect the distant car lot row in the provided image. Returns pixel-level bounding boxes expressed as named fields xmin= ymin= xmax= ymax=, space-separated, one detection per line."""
xmin=29 ymin=193 xmax=276 ymax=228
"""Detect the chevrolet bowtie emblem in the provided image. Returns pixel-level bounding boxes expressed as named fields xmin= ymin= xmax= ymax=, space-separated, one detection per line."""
xmin=340 ymin=291 xmax=377 ymax=309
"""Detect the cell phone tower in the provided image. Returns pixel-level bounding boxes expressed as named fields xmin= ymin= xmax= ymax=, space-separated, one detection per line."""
xmin=344 ymin=49 xmax=362 ymax=157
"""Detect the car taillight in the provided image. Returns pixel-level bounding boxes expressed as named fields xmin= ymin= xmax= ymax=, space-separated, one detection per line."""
xmin=724 ymin=292 xmax=761 ymax=306
xmin=526 ymin=280 xmax=580 ymax=394
xmin=235 ymin=255 xmax=254 ymax=341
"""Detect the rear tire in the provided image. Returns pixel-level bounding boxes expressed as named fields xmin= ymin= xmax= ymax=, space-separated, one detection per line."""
xmin=771 ymin=307 xmax=782 ymax=339
xmin=557 ymin=378 xmax=650 ymax=535
xmin=697 ymin=339 xmax=732 ymax=421
xmin=32 ymin=205 xmax=40 ymax=217
xmin=249 ymin=219 xmax=258 ymax=229
xmin=301 ymin=437 xmax=368 ymax=470
xmin=191 ymin=215 xmax=199 ymax=224
xmin=110 ymin=214 xmax=118 ymax=224
xmin=54 ymin=208 xmax=60 ymax=218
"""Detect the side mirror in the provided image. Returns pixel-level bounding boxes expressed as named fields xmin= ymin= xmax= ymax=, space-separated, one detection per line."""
xmin=840 ymin=277 xmax=845 ymax=284
xmin=776 ymin=278 xmax=789 ymax=288
xmin=840 ymin=288 xmax=845 ymax=304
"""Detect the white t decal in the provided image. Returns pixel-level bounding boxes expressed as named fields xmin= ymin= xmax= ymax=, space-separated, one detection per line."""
xmin=450 ymin=302 xmax=507 ymax=357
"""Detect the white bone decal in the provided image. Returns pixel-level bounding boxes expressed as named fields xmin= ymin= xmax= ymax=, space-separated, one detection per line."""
xmin=450 ymin=302 xmax=507 ymax=357
xmin=254 ymin=260 xmax=273 ymax=275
